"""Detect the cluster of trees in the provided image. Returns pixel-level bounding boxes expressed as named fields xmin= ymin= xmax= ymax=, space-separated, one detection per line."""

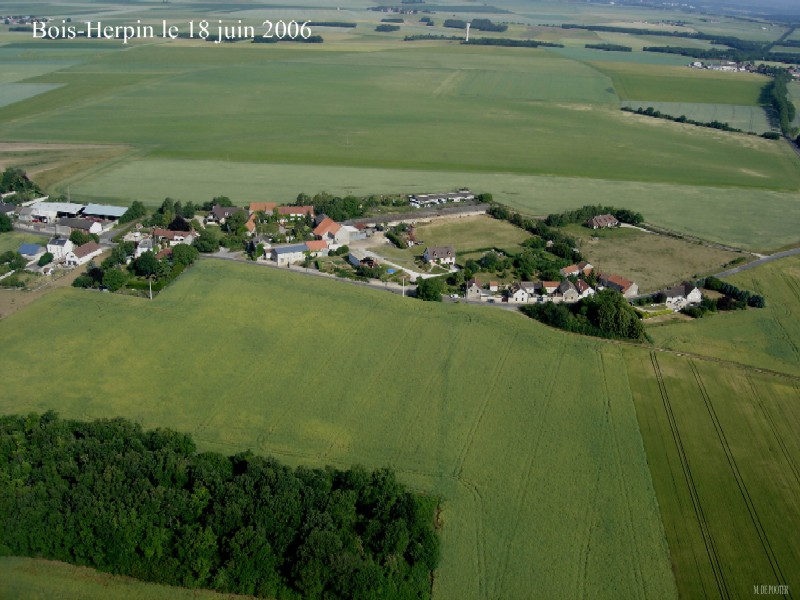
xmin=0 ymin=167 xmax=43 ymax=201
xmin=0 ymin=212 xmax=12 ymax=233
xmin=380 ymin=17 xmax=404 ymax=23
xmin=0 ymin=250 xmax=25 ymax=271
xmin=0 ymin=413 xmax=440 ymax=599
xmin=464 ymin=38 xmax=563 ymax=48
xmin=521 ymin=289 xmax=648 ymax=341
xmin=444 ymin=18 xmax=507 ymax=32
xmin=147 ymin=198 xmax=198 ymax=228
xmin=416 ymin=276 xmax=445 ymax=301
xmin=74 ymin=243 xmax=199 ymax=294
xmin=488 ymin=203 xmax=585 ymax=262
xmin=543 ymin=204 xmax=644 ymax=228
xmin=643 ymin=45 xmax=800 ymax=65
xmin=585 ymin=43 xmax=632 ymax=52
xmin=295 ymin=191 xmax=407 ymax=222
xmin=375 ymin=24 xmax=400 ymax=32
xmin=419 ymin=17 xmax=434 ymax=26
xmin=69 ymin=230 xmax=100 ymax=246
xmin=119 ymin=200 xmax=147 ymax=224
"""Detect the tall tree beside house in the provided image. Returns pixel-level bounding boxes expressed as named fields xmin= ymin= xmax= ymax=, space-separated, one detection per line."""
xmin=37 ymin=252 xmax=53 ymax=267
xmin=417 ymin=276 xmax=445 ymax=301
xmin=132 ymin=251 xmax=158 ymax=277
xmin=0 ymin=212 xmax=11 ymax=233
xmin=69 ymin=230 xmax=99 ymax=246
xmin=102 ymin=268 xmax=128 ymax=291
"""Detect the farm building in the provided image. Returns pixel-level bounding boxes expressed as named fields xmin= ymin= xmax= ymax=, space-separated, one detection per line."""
xmin=348 ymin=250 xmax=379 ymax=269
xmin=65 ymin=241 xmax=103 ymax=267
xmin=599 ymin=274 xmax=639 ymax=298
xmin=586 ymin=214 xmax=619 ymax=229
xmin=249 ymin=202 xmax=277 ymax=213
xmin=423 ymin=245 xmax=456 ymax=266
xmin=270 ymin=243 xmax=308 ymax=265
xmin=27 ymin=201 xmax=85 ymax=223
xmin=46 ymin=238 xmax=74 ymax=260
xmin=409 ymin=189 xmax=474 ymax=207
xmin=304 ymin=240 xmax=328 ymax=256
xmin=59 ymin=218 xmax=103 ymax=235
xmin=82 ymin=203 xmax=128 ymax=221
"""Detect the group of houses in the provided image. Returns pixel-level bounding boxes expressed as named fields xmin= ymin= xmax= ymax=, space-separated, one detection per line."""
xmin=31 ymin=237 xmax=103 ymax=268
xmin=408 ymin=189 xmax=474 ymax=209
xmin=464 ymin=260 xmax=641 ymax=305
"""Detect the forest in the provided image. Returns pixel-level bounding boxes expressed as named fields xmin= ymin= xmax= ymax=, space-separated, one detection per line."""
xmin=0 ymin=413 xmax=440 ymax=600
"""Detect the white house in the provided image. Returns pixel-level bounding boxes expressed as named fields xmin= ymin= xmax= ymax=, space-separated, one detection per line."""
xmin=270 ymin=243 xmax=308 ymax=266
xmin=65 ymin=241 xmax=103 ymax=267
xmin=664 ymin=282 xmax=702 ymax=309
xmin=46 ymin=238 xmax=74 ymax=261
xmin=423 ymin=245 xmax=456 ymax=266
xmin=135 ymin=239 xmax=154 ymax=258
xmin=575 ymin=279 xmax=595 ymax=299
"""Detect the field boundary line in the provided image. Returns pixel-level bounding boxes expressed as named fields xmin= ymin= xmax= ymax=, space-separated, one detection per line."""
xmin=651 ymin=352 xmax=730 ymax=600
xmin=690 ymin=361 xmax=792 ymax=597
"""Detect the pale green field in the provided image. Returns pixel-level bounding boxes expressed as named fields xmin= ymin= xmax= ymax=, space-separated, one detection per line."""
xmin=620 ymin=100 xmax=773 ymax=133
xmin=0 ymin=557 xmax=256 ymax=600
xmin=0 ymin=83 xmax=61 ymax=109
xmin=0 ymin=259 xmax=677 ymax=600
xmin=594 ymin=62 xmax=767 ymax=105
xmin=648 ymin=255 xmax=800 ymax=377
xmin=64 ymin=157 xmax=800 ymax=251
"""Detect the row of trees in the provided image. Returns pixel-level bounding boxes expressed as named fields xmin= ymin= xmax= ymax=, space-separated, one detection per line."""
xmin=0 ymin=413 xmax=440 ymax=599
xmin=464 ymin=38 xmax=563 ymax=48
xmin=765 ymin=68 xmax=797 ymax=136
xmin=701 ymin=276 xmax=766 ymax=308
xmin=443 ymin=18 xmax=507 ymax=32
xmin=621 ymin=106 xmax=781 ymax=139
xmin=585 ymin=43 xmax=631 ymax=52
xmin=521 ymin=289 xmax=648 ymax=341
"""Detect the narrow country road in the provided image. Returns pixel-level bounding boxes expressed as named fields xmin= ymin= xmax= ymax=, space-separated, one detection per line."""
xmin=713 ymin=246 xmax=800 ymax=278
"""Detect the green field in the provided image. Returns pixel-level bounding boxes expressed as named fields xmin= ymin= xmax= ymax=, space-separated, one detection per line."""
xmin=0 ymin=232 xmax=45 ymax=254
xmin=0 ymin=557 xmax=255 ymax=600
xmin=648 ymin=255 xmax=800 ymax=377
xmin=0 ymin=259 xmax=677 ymax=600
xmin=620 ymin=100 xmax=773 ymax=134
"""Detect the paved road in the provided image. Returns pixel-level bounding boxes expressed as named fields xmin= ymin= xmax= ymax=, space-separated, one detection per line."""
xmin=713 ymin=246 xmax=800 ymax=278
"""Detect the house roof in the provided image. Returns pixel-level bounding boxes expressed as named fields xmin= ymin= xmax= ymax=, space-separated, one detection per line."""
xmin=587 ymin=214 xmax=619 ymax=228
xmin=489 ymin=281 xmax=499 ymax=287
xmin=249 ymin=202 xmax=277 ymax=213
xmin=272 ymin=244 xmax=308 ymax=255
xmin=30 ymin=201 xmax=85 ymax=214
xmin=541 ymin=281 xmax=560 ymax=290
xmin=575 ymin=279 xmax=592 ymax=293
xmin=467 ymin=278 xmax=481 ymax=286
xmin=59 ymin=217 xmax=95 ymax=230
xmin=601 ymin=273 xmax=634 ymax=292
xmin=520 ymin=281 xmax=539 ymax=291
xmin=155 ymin=247 xmax=173 ymax=260
xmin=305 ymin=240 xmax=328 ymax=252
xmin=83 ymin=203 xmax=128 ymax=218
xmin=245 ymin=214 xmax=257 ymax=233
xmin=72 ymin=241 xmax=101 ymax=259
xmin=664 ymin=281 xmax=697 ymax=298
xmin=48 ymin=238 xmax=69 ymax=247
xmin=313 ymin=217 xmax=341 ymax=237
xmin=16 ymin=207 xmax=33 ymax=216
xmin=0 ymin=203 xmax=15 ymax=214
xmin=211 ymin=205 xmax=244 ymax=220
xmin=153 ymin=228 xmax=192 ymax=240
xmin=277 ymin=205 xmax=314 ymax=216
xmin=18 ymin=243 xmax=42 ymax=256
xmin=561 ymin=264 xmax=580 ymax=275
xmin=558 ymin=280 xmax=577 ymax=294
xmin=577 ymin=261 xmax=593 ymax=271
xmin=425 ymin=245 xmax=455 ymax=258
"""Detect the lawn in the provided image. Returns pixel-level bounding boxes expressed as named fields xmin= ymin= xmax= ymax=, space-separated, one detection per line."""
xmin=0 ymin=259 xmax=677 ymax=600
xmin=563 ymin=224 xmax=743 ymax=292
xmin=647 ymin=254 xmax=800 ymax=377
xmin=0 ymin=231 xmax=45 ymax=254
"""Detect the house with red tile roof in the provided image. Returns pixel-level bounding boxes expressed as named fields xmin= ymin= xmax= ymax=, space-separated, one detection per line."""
xmin=599 ymin=273 xmax=638 ymax=298
xmin=65 ymin=241 xmax=103 ymax=267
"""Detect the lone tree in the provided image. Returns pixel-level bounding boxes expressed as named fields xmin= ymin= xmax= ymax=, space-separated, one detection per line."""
xmin=416 ymin=276 xmax=445 ymax=301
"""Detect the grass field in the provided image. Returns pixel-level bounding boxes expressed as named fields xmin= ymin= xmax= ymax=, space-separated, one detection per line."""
xmin=620 ymin=101 xmax=773 ymax=134
xmin=648 ymin=254 xmax=800 ymax=377
xmin=0 ymin=557 xmax=255 ymax=600
xmin=0 ymin=231 xmax=45 ymax=254
xmin=0 ymin=259 xmax=678 ymax=600
xmin=563 ymin=224 xmax=741 ymax=292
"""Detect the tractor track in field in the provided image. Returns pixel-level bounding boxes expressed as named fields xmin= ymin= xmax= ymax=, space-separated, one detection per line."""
xmin=650 ymin=353 xmax=730 ymax=600
xmin=690 ymin=362 xmax=792 ymax=597
xmin=492 ymin=339 xmax=566 ymax=599
xmin=746 ymin=374 xmax=800 ymax=490
xmin=598 ymin=350 xmax=646 ymax=597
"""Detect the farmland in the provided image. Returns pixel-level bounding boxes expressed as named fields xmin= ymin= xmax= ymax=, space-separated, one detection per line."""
xmin=0 ymin=259 xmax=677 ymax=600
xmin=0 ymin=557 xmax=256 ymax=600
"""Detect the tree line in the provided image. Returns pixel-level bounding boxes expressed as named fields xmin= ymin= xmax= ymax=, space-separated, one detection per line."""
xmin=444 ymin=18 xmax=507 ymax=32
xmin=765 ymin=68 xmax=797 ymax=136
xmin=585 ymin=43 xmax=631 ymax=52
xmin=621 ymin=106 xmax=780 ymax=138
xmin=521 ymin=289 xmax=648 ymax=341
xmin=0 ymin=413 xmax=440 ymax=600
xmin=543 ymin=204 xmax=643 ymax=228
xmin=463 ymin=38 xmax=563 ymax=48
